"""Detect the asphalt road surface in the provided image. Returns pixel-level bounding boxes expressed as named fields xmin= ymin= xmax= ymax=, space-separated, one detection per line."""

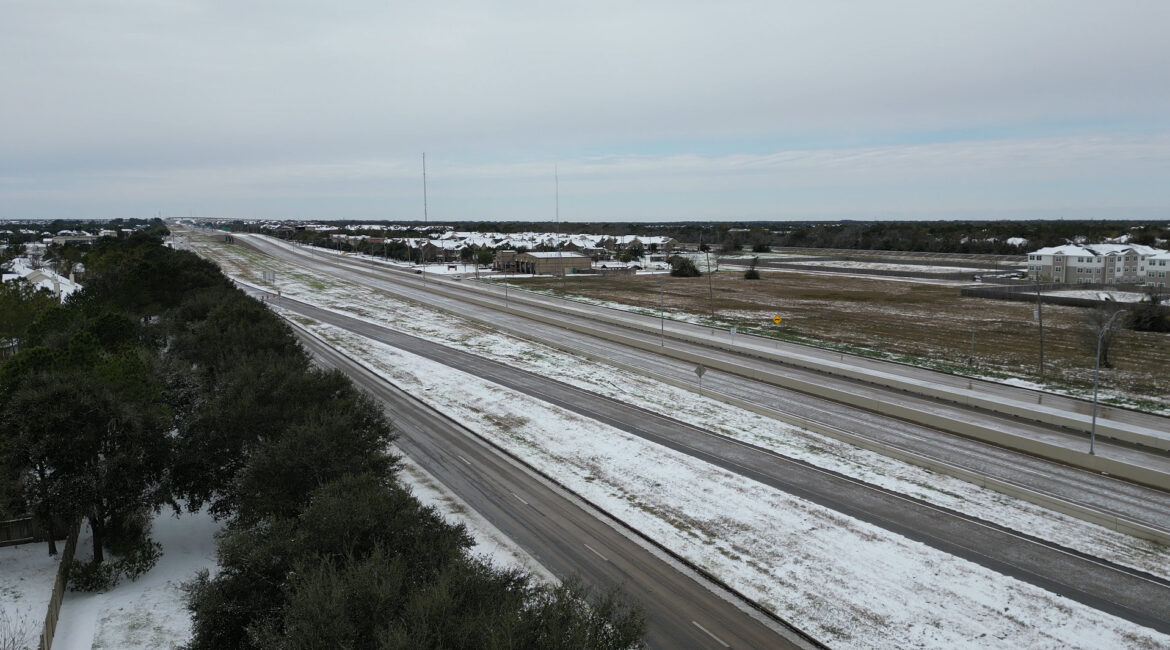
xmin=295 ymin=323 xmax=821 ymax=650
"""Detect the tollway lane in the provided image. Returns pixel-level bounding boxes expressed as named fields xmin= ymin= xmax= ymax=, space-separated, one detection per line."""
xmin=273 ymin=294 xmax=1170 ymax=634
xmin=293 ymin=323 xmax=815 ymax=650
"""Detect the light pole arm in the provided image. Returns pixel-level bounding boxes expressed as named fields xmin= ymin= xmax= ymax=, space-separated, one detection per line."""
xmin=1089 ymin=309 xmax=1125 ymax=455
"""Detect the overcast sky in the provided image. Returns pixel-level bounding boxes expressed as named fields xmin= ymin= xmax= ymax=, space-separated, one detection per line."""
xmin=3 ymin=1 xmax=1168 ymax=222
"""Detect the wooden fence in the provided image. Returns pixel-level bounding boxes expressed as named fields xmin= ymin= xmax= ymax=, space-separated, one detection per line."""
xmin=0 ymin=517 xmax=40 ymax=547
xmin=38 ymin=519 xmax=81 ymax=650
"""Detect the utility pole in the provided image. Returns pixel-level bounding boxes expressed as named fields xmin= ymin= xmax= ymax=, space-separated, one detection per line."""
xmin=1035 ymin=278 xmax=1045 ymax=382
xmin=556 ymin=164 xmax=566 ymax=296
xmin=421 ymin=152 xmax=428 ymax=285
xmin=701 ymin=232 xmax=714 ymax=321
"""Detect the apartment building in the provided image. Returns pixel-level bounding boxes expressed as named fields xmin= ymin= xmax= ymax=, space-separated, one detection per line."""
xmin=1026 ymin=243 xmax=1165 ymax=284
xmin=1141 ymin=252 xmax=1170 ymax=287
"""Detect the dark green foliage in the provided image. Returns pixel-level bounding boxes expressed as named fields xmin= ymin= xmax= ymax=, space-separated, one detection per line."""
xmin=229 ymin=396 xmax=398 ymax=523
xmin=1128 ymin=290 xmax=1170 ymax=333
xmin=186 ymin=475 xmax=644 ymax=650
xmin=0 ymin=279 xmax=58 ymax=345
xmin=0 ymin=232 xmax=644 ymax=648
xmin=668 ymin=256 xmax=701 ymax=278
xmin=744 ymin=256 xmax=761 ymax=280
xmin=69 ymin=537 xmax=162 ymax=592
xmin=168 ymin=295 xmax=304 ymax=379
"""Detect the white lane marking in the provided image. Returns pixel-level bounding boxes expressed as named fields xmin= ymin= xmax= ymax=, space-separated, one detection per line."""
xmin=583 ymin=543 xmax=608 ymax=562
xmin=692 ymin=620 xmax=730 ymax=647
xmin=511 ymin=492 xmax=529 ymax=506
xmin=457 ymin=455 xmax=471 ymax=465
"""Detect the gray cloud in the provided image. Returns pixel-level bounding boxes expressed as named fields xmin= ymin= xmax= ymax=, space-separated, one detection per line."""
xmin=2 ymin=1 xmax=1168 ymax=219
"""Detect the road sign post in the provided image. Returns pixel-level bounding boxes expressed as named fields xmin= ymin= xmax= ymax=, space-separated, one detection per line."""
xmin=694 ymin=364 xmax=706 ymax=396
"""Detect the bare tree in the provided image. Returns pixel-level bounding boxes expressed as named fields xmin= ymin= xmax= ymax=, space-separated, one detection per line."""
xmin=1085 ymin=305 xmax=1127 ymax=369
xmin=0 ymin=609 xmax=33 ymax=650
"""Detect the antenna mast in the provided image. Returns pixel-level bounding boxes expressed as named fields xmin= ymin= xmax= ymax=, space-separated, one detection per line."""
xmin=421 ymin=152 xmax=428 ymax=284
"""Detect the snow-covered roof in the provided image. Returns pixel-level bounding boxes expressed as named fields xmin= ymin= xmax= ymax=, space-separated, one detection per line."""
xmin=1 ymin=257 xmax=83 ymax=301
xmin=521 ymin=251 xmax=590 ymax=258
xmin=1032 ymin=243 xmax=1165 ymax=257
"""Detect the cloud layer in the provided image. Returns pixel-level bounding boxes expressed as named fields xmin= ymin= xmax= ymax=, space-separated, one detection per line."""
xmin=3 ymin=1 xmax=1168 ymax=220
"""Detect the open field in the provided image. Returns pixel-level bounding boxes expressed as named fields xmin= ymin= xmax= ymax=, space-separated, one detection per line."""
xmin=508 ymin=269 xmax=1170 ymax=412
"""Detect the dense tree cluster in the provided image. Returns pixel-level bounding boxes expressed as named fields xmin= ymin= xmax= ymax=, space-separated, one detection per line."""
xmin=0 ymin=233 xmax=644 ymax=648
xmin=667 ymin=255 xmax=701 ymax=277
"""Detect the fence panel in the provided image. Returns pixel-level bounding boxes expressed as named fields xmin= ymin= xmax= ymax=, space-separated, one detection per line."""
xmin=0 ymin=517 xmax=39 ymax=547
xmin=38 ymin=519 xmax=81 ymax=650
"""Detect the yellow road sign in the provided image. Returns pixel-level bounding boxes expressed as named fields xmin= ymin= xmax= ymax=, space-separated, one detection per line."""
xmin=773 ymin=315 xmax=782 ymax=325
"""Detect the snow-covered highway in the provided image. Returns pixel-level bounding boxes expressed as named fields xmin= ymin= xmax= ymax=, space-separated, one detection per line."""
xmin=186 ymin=229 xmax=1170 ymax=647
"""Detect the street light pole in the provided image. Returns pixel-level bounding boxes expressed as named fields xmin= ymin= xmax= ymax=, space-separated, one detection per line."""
xmin=1089 ymin=309 xmax=1124 ymax=455
xmin=659 ymin=275 xmax=665 ymax=346
xmin=421 ymin=152 xmax=428 ymax=286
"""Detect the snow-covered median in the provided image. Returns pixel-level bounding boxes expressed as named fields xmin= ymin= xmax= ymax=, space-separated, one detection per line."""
xmin=298 ymin=320 xmax=1169 ymax=649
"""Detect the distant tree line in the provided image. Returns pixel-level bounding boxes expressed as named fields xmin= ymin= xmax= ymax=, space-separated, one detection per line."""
xmin=228 ymin=218 xmax=1170 ymax=257
xmin=0 ymin=233 xmax=645 ymax=649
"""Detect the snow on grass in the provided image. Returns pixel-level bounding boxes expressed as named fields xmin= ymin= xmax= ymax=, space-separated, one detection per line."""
xmin=0 ymin=539 xmax=58 ymax=649
xmin=256 ymin=267 xmax=1170 ymax=583
xmin=51 ymin=508 xmax=221 ymax=650
xmin=781 ymin=259 xmax=990 ymax=273
xmin=393 ymin=448 xmax=559 ymax=585
xmin=1045 ymin=290 xmax=1150 ymax=303
xmin=298 ymin=320 xmax=1170 ymax=649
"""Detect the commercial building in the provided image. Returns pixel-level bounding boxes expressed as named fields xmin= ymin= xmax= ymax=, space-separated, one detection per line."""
xmin=513 ymin=251 xmax=592 ymax=276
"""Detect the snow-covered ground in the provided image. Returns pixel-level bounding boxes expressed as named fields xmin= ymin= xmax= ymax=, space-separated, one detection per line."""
xmin=196 ymin=234 xmax=1170 ymax=648
xmin=298 ymin=319 xmax=1170 ymax=649
xmin=0 ymin=539 xmax=59 ymax=649
xmin=50 ymin=509 xmax=221 ymax=650
xmin=1045 ymin=290 xmax=1150 ymax=303
xmin=780 ymin=259 xmax=991 ymax=273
